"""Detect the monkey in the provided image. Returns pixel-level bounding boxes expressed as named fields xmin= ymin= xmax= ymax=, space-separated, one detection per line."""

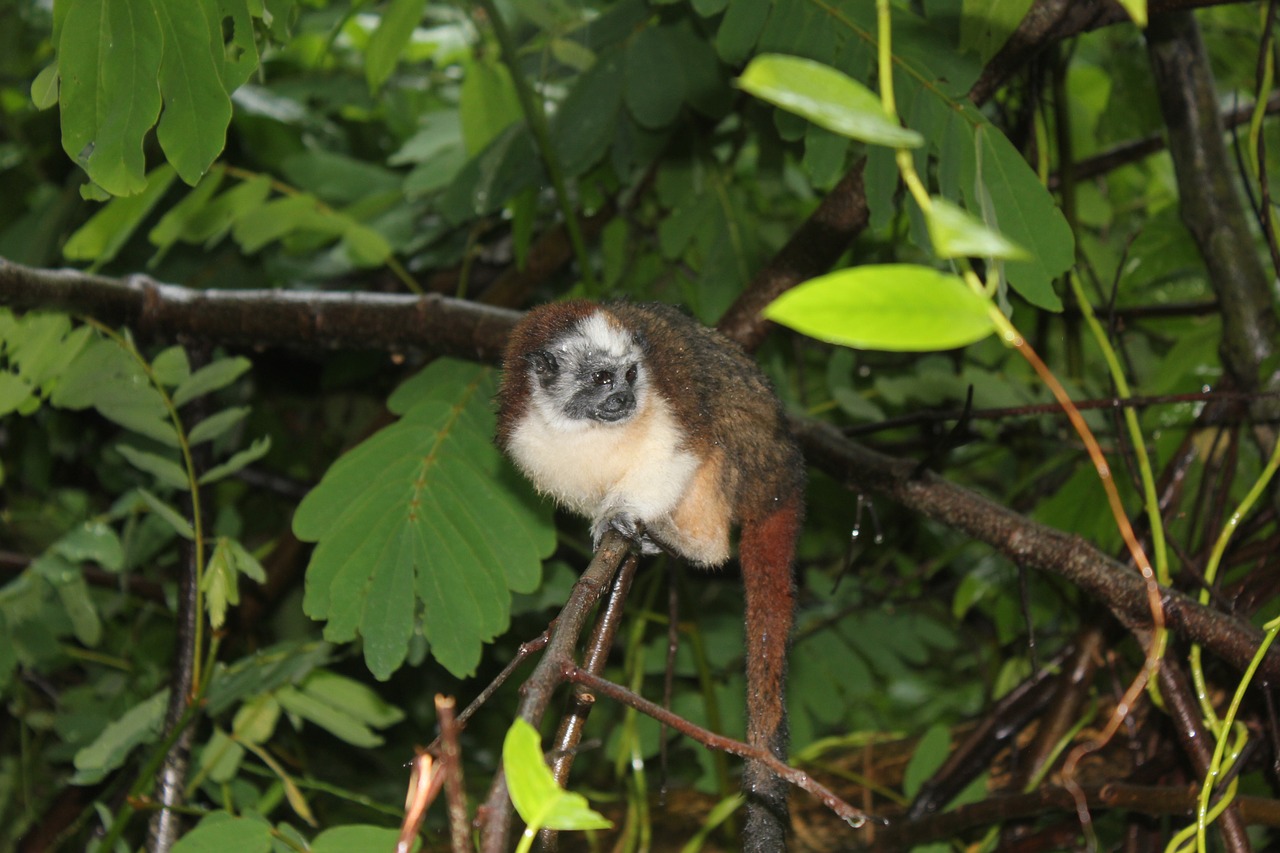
xmin=496 ymin=300 xmax=805 ymax=852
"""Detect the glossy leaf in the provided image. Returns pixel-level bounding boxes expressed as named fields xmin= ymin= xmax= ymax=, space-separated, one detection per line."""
xmin=738 ymin=54 xmax=923 ymax=148
xmin=295 ymin=360 xmax=553 ymax=679
xmin=505 ymin=718 xmax=613 ymax=834
xmin=765 ymin=264 xmax=996 ymax=352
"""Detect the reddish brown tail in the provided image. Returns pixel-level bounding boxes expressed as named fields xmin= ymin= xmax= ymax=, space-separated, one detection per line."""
xmin=738 ymin=499 xmax=801 ymax=853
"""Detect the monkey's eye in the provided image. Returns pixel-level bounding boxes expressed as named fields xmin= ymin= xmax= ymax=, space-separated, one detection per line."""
xmin=624 ymin=365 xmax=638 ymax=384
xmin=592 ymin=370 xmax=614 ymax=386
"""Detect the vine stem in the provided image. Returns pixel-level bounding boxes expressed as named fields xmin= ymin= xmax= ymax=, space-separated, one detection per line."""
xmin=474 ymin=0 xmax=598 ymax=293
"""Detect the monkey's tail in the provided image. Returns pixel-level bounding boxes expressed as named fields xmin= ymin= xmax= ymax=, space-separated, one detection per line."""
xmin=739 ymin=499 xmax=801 ymax=853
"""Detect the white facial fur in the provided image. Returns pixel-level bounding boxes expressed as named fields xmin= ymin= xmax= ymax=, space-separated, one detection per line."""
xmin=507 ymin=309 xmax=699 ymax=533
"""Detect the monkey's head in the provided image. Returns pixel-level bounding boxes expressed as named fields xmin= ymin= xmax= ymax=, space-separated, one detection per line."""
xmin=497 ymin=302 xmax=650 ymax=440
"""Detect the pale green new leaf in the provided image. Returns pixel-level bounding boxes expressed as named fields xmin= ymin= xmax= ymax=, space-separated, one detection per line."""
xmin=31 ymin=63 xmax=59 ymax=110
xmin=928 ymin=197 xmax=1028 ymax=260
xmin=0 ymin=373 xmax=33 ymax=416
xmin=58 ymin=0 xmax=164 ymax=195
xmin=72 ymin=689 xmax=169 ymax=784
xmin=764 ymin=265 xmax=996 ymax=352
xmin=295 ymin=360 xmax=553 ymax=679
xmin=505 ymin=719 xmax=613 ymax=834
xmin=150 ymin=346 xmax=192 ymax=387
xmin=738 ymin=54 xmax=922 ymax=148
xmin=365 ymin=0 xmax=428 ymax=93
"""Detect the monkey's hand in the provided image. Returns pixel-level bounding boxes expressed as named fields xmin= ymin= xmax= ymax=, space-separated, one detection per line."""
xmin=592 ymin=512 xmax=661 ymax=556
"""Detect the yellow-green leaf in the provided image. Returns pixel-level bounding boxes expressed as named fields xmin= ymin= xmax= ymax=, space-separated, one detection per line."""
xmin=765 ymin=264 xmax=996 ymax=352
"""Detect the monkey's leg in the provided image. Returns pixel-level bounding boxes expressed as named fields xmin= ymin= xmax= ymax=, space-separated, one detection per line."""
xmin=738 ymin=501 xmax=800 ymax=853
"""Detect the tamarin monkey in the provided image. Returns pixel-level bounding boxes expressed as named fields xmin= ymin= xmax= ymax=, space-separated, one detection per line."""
xmin=496 ymin=300 xmax=805 ymax=851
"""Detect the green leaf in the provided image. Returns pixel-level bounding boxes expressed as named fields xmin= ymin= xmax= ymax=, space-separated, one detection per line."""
xmin=904 ymin=723 xmax=952 ymax=799
xmin=927 ymin=196 xmax=1028 ymax=260
xmin=365 ymin=0 xmax=427 ymax=92
xmin=54 ymin=521 xmax=125 ymax=571
xmin=148 ymin=168 xmax=226 ymax=256
xmin=459 ymin=57 xmax=521 ymax=155
xmin=33 ymin=553 xmax=103 ymax=647
xmin=765 ymin=265 xmax=997 ymax=352
xmin=170 ymin=814 xmax=273 ymax=853
xmin=198 ymin=727 xmax=246 ymax=784
xmin=276 ymin=684 xmax=384 ymax=747
xmin=504 ymin=719 xmax=612 ymax=835
xmin=552 ymin=54 xmax=624 ymax=178
xmin=72 ymin=689 xmax=169 ymax=784
xmin=965 ymin=125 xmax=1073 ymax=310
xmin=296 ymin=360 xmax=553 ymax=679
xmin=714 ymin=0 xmax=770 ymax=65
xmin=230 ymin=194 xmax=346 ymax=253
xmin=181 ymin=173 xmax=272 ymax=243
xmin=58 ymin=0 xmax=164 ymax=195
xmin=117 ymin=445 xmax=190 ymax=490
xmin=226 ymin=538 xmax=267 ymax=583
xmin=31 ymin=63 xmax=59 ymax=110
xmin=198 ymin=436 xmax=271 ymax=484
xmin=298 ymin=670 xmax=405 ymax=730
xmin=136 ymin=487 xmax=195 ymax=539
xmin=737 ymin=54 xmax=923 ymax=148
xmin=172 ymin=356 xmax=251 ymax=406
xmin=188 ymin=406 xmax=249 ymax=445
xmin=149 ymin=0 xmax=233 ymax=184
xmin=624 ymin=26 xmax=686 ymax=129
xmin=63 ymin=164 xmax=179 ymax=264
xmin=53 ymin=337 xmax=180 ymax=446
xmin=204 ymin=641 xmax=332 ymax=715
xmin=312 ymin=826 xmax=406 ymax=853
xmin=0 ymin=373 xmax=33 ymax=417
xmin=203 ymin=538 xmax=240 ymax=629
xmin=150 ymin=346 xmax=192 ymax=387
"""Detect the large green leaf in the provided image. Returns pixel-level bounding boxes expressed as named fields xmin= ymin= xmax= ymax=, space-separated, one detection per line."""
xmin=295 ymin=360 xmax=553 ymax=679
xmin=552 ymin=54 xmax=624 ymax=178
xmin=365 ymin=0 xmax=428 ymax=93
xmin=170 ymin=814 xmax=272 ymax=853
xmin=624 ymin=26 xmax=686 ymax=129
xmin=63 ymin=164 xmax=178 ymax=264
xmin=764 ymin=264 xmax=996 ymax=352
xmin=149 ymin=0 xmax=232 ymax=185
xmin=58 ymin=0 xmax=164 ymax=195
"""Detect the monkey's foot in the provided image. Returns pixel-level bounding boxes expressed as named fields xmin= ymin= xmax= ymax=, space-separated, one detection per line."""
xmin=592 ymin=513 xmax=661 ymax=555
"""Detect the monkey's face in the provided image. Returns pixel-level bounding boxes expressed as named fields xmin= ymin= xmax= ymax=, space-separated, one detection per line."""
xmin=524 ymin=312 xmax=648 ymax=430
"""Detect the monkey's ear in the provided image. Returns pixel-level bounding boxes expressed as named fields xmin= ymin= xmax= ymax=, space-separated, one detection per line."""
xmin=524 ymin=350 xmax=558 ymax=375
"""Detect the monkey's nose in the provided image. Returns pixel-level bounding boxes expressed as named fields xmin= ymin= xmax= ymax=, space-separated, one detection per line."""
xmin=597 ymin=389 xmax=635 ymax=419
